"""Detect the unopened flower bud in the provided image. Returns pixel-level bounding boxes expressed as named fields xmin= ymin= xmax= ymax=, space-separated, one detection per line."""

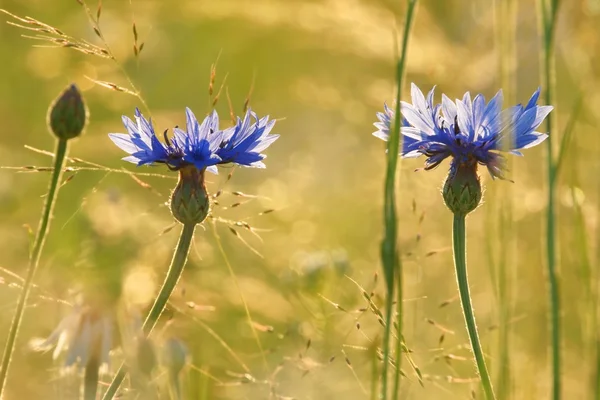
xmin=170 ymin=166 xmax=210 ymax=225
xmin=442 ymin=158 xmax=482 ymax=216
xmin=47 ymin=84 xmax=88 ymax=140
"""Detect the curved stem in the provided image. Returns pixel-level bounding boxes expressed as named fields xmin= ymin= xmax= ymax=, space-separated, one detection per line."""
xmin=452 ymin=214 xmax=496 ymax=400
xmin=0 ymin=139 xmax=69 ymax=396
xmin=101 ymin=223 xmax=196 ymax=400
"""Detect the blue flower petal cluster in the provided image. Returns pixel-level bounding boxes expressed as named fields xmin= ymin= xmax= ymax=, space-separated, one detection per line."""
xmin=109 ymin=108 xmax=278 ymax=173
xmin=374 ymin=83 xmax=552 ymax=179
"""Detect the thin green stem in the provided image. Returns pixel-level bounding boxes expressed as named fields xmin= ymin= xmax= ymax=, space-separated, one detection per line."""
xmin=380 ymin=1 xmax=418 ymax=399
xmin=452 ymin=214 xmax=496 ymax=400
xmin=596 ymin=336 xmax=600 ymax=400
xmin=539 ymin=0 xmax=561 ymax=398
xmin=101 ymin=223 xmax=196 ymax=400
xmin=83 ymin=357 xmax=100 ymax=400
xmin=370 ymin=342 xmax=379 ymax=400
xmin=0 ymin=138 xmax=69 ymax=397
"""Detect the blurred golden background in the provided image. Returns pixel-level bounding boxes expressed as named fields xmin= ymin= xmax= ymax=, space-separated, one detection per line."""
xmin=0 ymin=0 xmax=598 ymax=398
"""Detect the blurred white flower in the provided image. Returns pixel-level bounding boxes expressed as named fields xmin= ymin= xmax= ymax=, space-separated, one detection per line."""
xmin=30 ymin=302 xmax=114 ymax=374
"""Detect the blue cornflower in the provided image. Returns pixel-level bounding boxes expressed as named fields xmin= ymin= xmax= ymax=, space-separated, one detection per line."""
xmin=109 ymin=107 xmax=278 ymax=225
xmin=373 ymin=83 xmax=552 ymax=180
xmin=109 ymin=107 xmax=278 ymax=174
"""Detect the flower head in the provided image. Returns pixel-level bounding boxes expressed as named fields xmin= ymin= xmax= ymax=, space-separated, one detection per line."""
xmin=109 ymin=107 xmax=279 ymax=174
xmin=373 ymin=83 xmax=552 ymax=180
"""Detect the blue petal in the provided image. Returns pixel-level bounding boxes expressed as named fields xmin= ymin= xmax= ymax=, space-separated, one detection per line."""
xmin=401 ymin=102 xmax=436 ymax=135
xmin=441 ymin=94 xmax=457 ymax=125
xmin=515 ymin=133 xmax=548 ymax=149
xmin=206 ymin=165 xmax=219 ymax=175
xmin=478 ymin=90 xmax=503 ymax=139
xmin=108 ymin=133 xmax=138 ymax=154
xmin=456 ymin=99 xmax=474 ymax=140
xmin=525 ymin=88 xmax=541 ymax=110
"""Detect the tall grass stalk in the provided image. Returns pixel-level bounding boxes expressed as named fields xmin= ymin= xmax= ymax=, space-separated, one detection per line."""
xmin=453 ymin=215 xmax=496 ymax=400
xmin=596 ymin=173 xmax=600 ymax=399
xmin=538 ymin=0 xmax=561 ymax=398
xmin=0 ymin=138 xmax=69 ymax=397
xmin=101 ymin=223 xmax=196 ymax=400
xmin=379 ymin=1 xmax=418 ymax=398
xmin=596 ymin=168 xmax=600 ymax=400
xmin=493 ymin=0 xmax=517 ymax=397
xmin=559 ymin=98 xmax=595 ymax=397
xmin=83 ymin=356 xmax=100 ymax=400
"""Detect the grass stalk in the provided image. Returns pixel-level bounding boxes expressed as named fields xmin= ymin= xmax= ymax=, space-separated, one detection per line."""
xmin=380 ymin=1 xmax=418 ymax=398
xmin=0 ymin=138 xmax=69 ymax=397
xmin=494 ymin=0 xmax=517 ymax=397
xmin=83 ymin=356 xmax=100 ymax=400
xmin=539 ymin=0 xmax=561 ymax=398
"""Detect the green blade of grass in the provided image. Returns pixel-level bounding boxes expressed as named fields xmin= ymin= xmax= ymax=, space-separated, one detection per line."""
xmin=494 ymin=0 xmax=517 ymax=396
xmin=538 ymin=0 xmax=563 ymax=398
xmin=380 ymin=1 xmax=418 ymax=399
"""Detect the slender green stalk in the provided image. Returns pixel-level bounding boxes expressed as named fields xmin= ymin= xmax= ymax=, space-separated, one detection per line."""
xmin=596 ymin=171 xmax=600 ymax=400
xmin=452 ymin=214 xmax=496 ymax=400
xmin=495 ymin=0 xmax=517 ymax=397
xmin=102 ymin=223 xmax=196 ymax=400
xmin=83 ymin=356 xmax=100 ymax=400
xmin=539 ymin=0 xmax=561 ymax=398
xmin=596 ymin=340 xmax=600 ymax=400
xmin=370 ymin=342 xmax=379 ymax=400
xmin=380 ymin=1 xmax=418 ymax=399
xmin=0 ymin=138 xmax=69 ymax=396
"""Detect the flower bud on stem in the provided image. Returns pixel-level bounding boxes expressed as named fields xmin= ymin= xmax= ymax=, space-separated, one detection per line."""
xmin=47 ymin=84 xmax=88 ymax=140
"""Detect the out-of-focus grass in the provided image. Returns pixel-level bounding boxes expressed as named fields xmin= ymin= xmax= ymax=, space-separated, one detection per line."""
xmin=0 ymin=0 xmax=598 ymax=399
xmin=379 ymin=1 xmax=417 ymax=398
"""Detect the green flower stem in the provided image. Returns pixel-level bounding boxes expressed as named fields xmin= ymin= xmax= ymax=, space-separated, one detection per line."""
xmin=0 ymin=138 xmax=69 ymax=397
xmin=379 ymin=1 xmax=418 ymax=399
xmin=452 ymin=214 xmax=496 ymax=400
xmin=102 ymin=223 xmax=196 ymax=400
